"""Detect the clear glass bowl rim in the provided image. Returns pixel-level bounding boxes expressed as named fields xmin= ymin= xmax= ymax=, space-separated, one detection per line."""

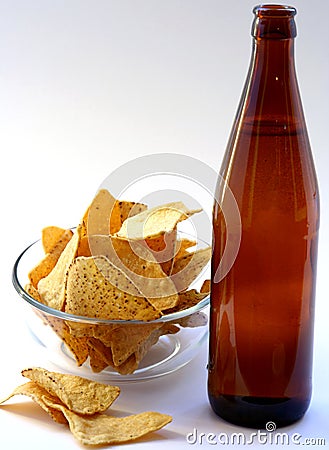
xmin=12 ymin=238 xmax=210 ymax=326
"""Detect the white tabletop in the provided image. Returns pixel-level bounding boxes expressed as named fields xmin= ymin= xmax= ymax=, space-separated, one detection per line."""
xmin=1 ymin=0 xmax=328 ymax=448
xmin=0 ymin=308 xmax=328 ymax=449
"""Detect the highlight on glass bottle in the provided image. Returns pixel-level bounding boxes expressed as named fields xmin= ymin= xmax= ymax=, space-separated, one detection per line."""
xmin=208 ymin=4 xmax=320 ymax=428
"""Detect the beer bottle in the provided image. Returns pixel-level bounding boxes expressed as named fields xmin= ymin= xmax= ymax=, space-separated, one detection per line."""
xmin=208 ymin=4 xmax=320 ymax=428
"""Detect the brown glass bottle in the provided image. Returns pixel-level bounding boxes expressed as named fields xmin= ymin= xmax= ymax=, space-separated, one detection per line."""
xmin=208 ymin=5 xmax=320 ymax=428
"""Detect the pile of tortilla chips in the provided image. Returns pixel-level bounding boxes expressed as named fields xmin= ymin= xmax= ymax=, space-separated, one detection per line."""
xmin=25 ymin=189 xmax=211 ymax=374
xmin=0 ymin=367 xmax=172 ymax=446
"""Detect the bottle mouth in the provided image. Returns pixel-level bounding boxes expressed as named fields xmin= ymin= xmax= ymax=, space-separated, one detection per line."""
xmin=253 ymin=4 xmax=297 ymax=18
xmin=252 ymin=4 xmax=297 ymax=39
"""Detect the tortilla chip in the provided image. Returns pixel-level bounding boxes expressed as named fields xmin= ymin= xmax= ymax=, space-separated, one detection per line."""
xmin=21 ymin=367 xmax=120 ymax=415
xmin=110 ymin=200 xmax=148 ymax=234
xmin=79 ymin=203 xmax=89 ymax=238
xmin=88 ymin=339 xmax=113 ymax=373
xmin=76 ymin=235 xmax=92 ymax=257
xmin=115 ymin=354 xmax=139 ymax=375
xmin=145 ymin=229 xmax=178 ymax=275
xmin=200 ymin=278 xmax=211 ymax=294
xmin=81 ymin=189 xmax=147 ymax=236
xmin=0 ymin=381 xmax=67 ymax=424
xmin=42 ymin=226 xmax=72 ymax=254
xmin=67 ymin=322 xmax=98 ymax=338
xmin=28 ymin=254 xmax=58 ymax=289
xmin=133 ymin=323 xmax=179 ymax=366
xmin=170 ymin=247 xmax=211 ymax=292
xmin=85 ymin=189 xmax=116 ymax=235
xmin=90 ymin=324 xmax=119 ymax=341
xmin=87 ymin=337 xmax=150 ymax=376
xmin=37 ymin=228 xmax=81 ymax=310
xmin=45 ymin=316 xmax=89 ymax=366
xmin=163 ymin=288 xmax=209 ymax=314
xmin=116 ymin=201 xmax=201 ymax=240
xmin=28 ymin=229 xmax=73 ymax=289
xmin=112 ymin=322 xmax=182 ymax=374
xmin=87 ymin=338 xmax=115 ymax=373
xmin=88 ymin=235 xmax=178 ymax=310
xmin=108 ymin=323 xmax=161 ymax=366
xmin=77 ymin=199 xmax=147 ymax=258
xmin=87 ymin=324 xmax=179 ymax=375
xmin=24 ymin=283 xmax=44 ymax=303
xmin=65 ymin=255 xmax=161 ymax=321
xmin=43 ymin=398 xmax=172 ymax=446
xmin=67 ymin=323 xmax=119 ymax=348
xmin=172 ymin=238 xmax=197 ymax=260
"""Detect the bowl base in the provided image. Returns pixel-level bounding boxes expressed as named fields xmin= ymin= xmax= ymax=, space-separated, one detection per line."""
xmin=61 ymin=334 xmax=183 ymax=382
xmin=25 ymin=309 xmax=208 ymax=382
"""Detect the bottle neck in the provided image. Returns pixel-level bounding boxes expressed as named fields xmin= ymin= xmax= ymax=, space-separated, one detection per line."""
xmin=252 ymin=36 xmax=296 ymax=81
xmin=242 ymin=35 xmax=301 ymax=127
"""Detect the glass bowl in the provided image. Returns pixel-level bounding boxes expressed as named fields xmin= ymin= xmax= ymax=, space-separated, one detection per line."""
xmin=12 ymin=236 xmax=209 ymax=382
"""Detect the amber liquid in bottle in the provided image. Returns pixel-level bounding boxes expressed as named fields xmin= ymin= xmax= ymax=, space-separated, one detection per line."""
xmin=208 ymin=5 xmax=319 ymax=428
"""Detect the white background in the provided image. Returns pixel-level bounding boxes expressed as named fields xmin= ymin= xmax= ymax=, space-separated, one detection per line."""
xmin=0 ymin=0 xmax=328 ymax=448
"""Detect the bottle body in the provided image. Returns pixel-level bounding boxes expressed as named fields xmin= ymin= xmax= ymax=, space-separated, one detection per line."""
xmin=208 ymin=5 xmax=319 ymax=428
